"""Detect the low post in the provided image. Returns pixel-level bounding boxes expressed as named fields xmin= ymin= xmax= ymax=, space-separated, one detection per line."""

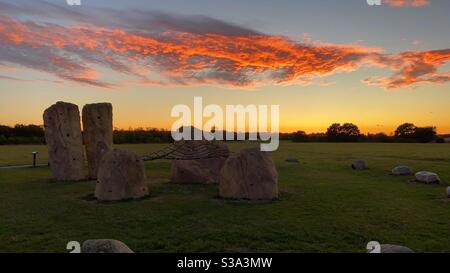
xmin=32 ymin=151 xmax=38 ymax=168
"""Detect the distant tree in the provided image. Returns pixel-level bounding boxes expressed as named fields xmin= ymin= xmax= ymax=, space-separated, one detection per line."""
xmin=0 ymin=124 xmax=45 ymax=145
xmin=326 ymin=123 xmax=361 ymax=142
xmin=394 ymin=123 xmax=437 ymax=143
xmin=113 ymin=127 xmax=173 ymax=144
xmin=292 ymin=130 xmax=308 ymax=142
xmin=366 ymin=132 xmax=392 ymax=143
xmin=309 ymin=133 xmax=328 ymax=142
xmin=326 ymin=123 xmax=341 ymax=141
xmin=395 ymin=123 xmax=417 ymax=139
xmin=0 ymin=134 xmax=7 ymax=145
xmin=0 ymin=125 xmax=12 ymax=137
xmin=340 ymin=123 xmax=360 ymax=141
xmin=413 ymin=126 xmax=437 ymax=143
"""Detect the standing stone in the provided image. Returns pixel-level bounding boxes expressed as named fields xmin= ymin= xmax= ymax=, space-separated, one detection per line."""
xmin=171 ymin=141 xmax=229 ymax=184
xmin=96 ymin=149 xmax=148 ymax=201
xmin=219 ymin=147 xmax=278 ymax=200
xmin=446 ymin=187 xmax=450 ymax=198
xmin=43 ymin=101 xmax=84 ymax=181
xmin=82 ymin=103 xmax=113 ymax=179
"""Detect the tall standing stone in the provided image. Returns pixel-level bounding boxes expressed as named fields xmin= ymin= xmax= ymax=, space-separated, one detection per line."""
xmin=43 ymin=102 xmax=85 ymax=181
xmin=82 ymin=103 xmax=113 ymax=179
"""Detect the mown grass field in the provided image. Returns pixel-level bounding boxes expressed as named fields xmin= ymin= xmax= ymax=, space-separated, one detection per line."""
xmin=0 ymin=142 xmax=449 ymax=253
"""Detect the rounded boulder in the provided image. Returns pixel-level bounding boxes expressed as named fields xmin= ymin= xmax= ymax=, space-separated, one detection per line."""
xmin=82 ymin=239 xmax=134 ymax=253
xmin=219 ymin=147 xmax=278 ymax=200
xmin=415 ymin=171 xmax=440 ymax=184
xmin=352 ymin=160 xmax=368 ymax=170
xmin=96 ymin=149 xmax=148 ymax=201
xmin=392 ymin=166 xmax=413 ymax=176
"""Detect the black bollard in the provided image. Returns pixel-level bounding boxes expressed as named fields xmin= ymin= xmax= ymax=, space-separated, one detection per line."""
xmin=32 ymin=151 xmax=38 ymax=168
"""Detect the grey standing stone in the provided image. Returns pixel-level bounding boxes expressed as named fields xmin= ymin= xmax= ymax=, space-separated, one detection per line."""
xmin=43 ymin=101 xmax=85 ymax=181
xmin=96 ymin=149 xmax=148 ymax=201
xmin=219 ymin=147 xmax=278 ymax=200
xmin=82 ymin=103 xmax=113 ymax=179
xmin=81 ymin=239 xmax=134 ymax=253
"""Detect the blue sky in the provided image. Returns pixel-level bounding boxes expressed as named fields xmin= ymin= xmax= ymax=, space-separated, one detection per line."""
xmin=66 ymin=0 xmax=450 ymax=50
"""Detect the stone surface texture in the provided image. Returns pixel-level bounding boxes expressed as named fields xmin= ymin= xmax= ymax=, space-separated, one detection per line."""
xmin=82 ymin=103 xmax=113 ymax=179
xmin=96 ymin=149 xmax=148 ymax=201
xmin=43 ymin=101 xmax=85 ymax=181
xmin=219 ymin=147 xmax=278 ymax=200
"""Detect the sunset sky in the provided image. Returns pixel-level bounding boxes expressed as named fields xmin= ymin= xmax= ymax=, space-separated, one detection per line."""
xmin=0 ymin=0 xmax=449 ymax=134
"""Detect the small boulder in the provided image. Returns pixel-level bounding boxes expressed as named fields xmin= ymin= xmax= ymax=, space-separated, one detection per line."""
xmin=352 ymin=160 xmax=368 ymax=170
xmin=81 ymin=239 xmax=134 ymax=253
xmin=96 ymin=149 xmax=149 ymax=201
xmin=285 ymin=158 xmax=300 ymax=163
xmin=415 ymin=171 xmax=440 ymax=184
xmin=219 ymin=147 xmax=278 ymax=200
xmin=380 ymin=244 xmax=414 ymax=253
xmin=392 ymin=166 xmax=413 ymax=176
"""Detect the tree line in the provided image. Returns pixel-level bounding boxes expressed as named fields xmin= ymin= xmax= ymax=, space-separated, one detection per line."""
xmin=0 ymin=124 xmax=46 ymax=144
xmin=0 ymin=125 xmax=174 ymax=145
xmin=0 ymin=123 xmax=446 ymax=145
xmin=287 ymin=123 xmax=442 ymax=143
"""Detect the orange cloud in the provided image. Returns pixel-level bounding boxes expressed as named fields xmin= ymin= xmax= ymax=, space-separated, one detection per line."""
xmin=383 ymin=0 xmax=429 ymax=7
xmin=364 ymin=49 xmax=450 ymax=89
xmin=0 ymin=13 xmax=449 ymax=90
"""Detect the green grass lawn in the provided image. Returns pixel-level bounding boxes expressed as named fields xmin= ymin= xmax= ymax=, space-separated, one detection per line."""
xmin=0 ymin=142 xmax=449 ymax=253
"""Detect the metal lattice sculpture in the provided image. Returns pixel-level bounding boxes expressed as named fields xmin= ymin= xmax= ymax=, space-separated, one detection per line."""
xmin=142 ymin=140 xmax=230 ymax=161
